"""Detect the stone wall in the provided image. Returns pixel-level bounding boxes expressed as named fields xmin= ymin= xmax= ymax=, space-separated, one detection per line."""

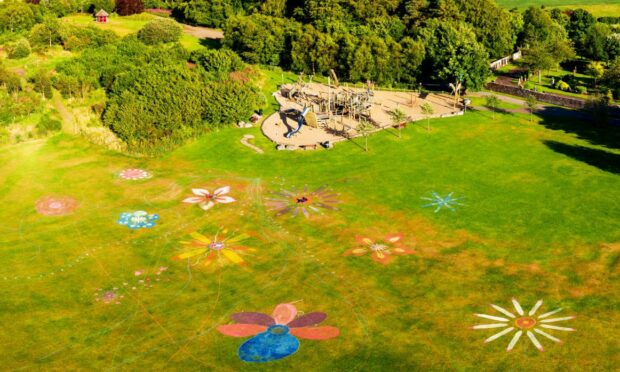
xmin=486 ymin=82 xmax=586 ymax=109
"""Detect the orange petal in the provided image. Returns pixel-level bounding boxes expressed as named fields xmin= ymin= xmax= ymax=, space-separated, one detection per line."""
xmin=355 ymin=236 xmax=374 ymax=245
xmin=290 ymin=326 xmax=340 ymax=340
xmin=217 ymin=324 xmax=267 ymax=337
xmin=371 ymin=251 xmax=393 ymax=265
xmin=272 ymin=303 xmax=297 ymax=325
xmin=384 ymin=233 xmax=403 ymax=243
xmin=391 ymin=247 xmax=416 ymax=256
xmin=343 ymin=247 xmax=368 ymax=256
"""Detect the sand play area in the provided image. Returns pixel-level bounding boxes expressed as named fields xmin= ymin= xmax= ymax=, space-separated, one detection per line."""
xmin=261 ymin=82 xmax=464 ymax=148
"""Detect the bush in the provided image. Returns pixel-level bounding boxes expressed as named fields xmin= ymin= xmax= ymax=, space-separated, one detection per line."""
xmin=137 ymin=18 xmax=182 ymax=45
xmin=30 ymin=69 xmax=54 ymax=99
xmin=0 ymin=68 xmax=22 ymax=93
xmin=556 ymin=80 xmax=571 ymax=92
xmin=575 ymin=85 xmax=588 ymax=94
xmin=59 ymin=24 xmax=119 ymax=50
xmin=6 ymin=39 xmax=31 ymax=59
xmin=189 ymin=48 xmax=244 ymax=76
xmin=36 ymin=114 xmax=62 ymax=135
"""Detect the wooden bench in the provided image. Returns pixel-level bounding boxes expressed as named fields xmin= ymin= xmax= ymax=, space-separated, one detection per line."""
xmin=300 ymin=144 xmax=318 ymax=150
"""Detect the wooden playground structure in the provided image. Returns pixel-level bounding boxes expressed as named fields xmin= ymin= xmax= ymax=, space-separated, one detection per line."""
xmin=261 ymin=74 xmax=465 ymax=149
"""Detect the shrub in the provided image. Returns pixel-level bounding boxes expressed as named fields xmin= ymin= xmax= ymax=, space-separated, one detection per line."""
xmin=0 ymin=68 xmax=22 ymax=93
xmin=30 ymin=69 xmax=54 ymax=99
xmin=575 ymin=85 xmax=588 ymax=94
xmin=36 ymin=114 xmax=62 ymax=135
xmin=189 ymin=48 xmax=244 ymax=75
xmin=137 ymin=18 xmax=182 ymax=45
xmin=6 ymin=39 xmax=31 ymax=59
xmin=556 ymin=80 xmax=571 ymax=92
xmin=59 ymin=24 xmax=119 ymax=51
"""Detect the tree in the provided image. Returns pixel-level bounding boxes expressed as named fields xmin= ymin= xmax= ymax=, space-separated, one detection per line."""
xmin=420 ymin=102 xmax=434 ymax=131
xmin=567 ymin=8 xmax=596 ymax=53
xmin=587 ymin=61 xmax=605 ymax=87
xmin=6 ymin=39 xmax=31 ymax=59
xmin=30 ymin=69 xmax=53 ymax=99
xmin=420 ymin=19 xmax=490 ymax=91
xmin=524 ymin=94 xmax=537 ymax=122
xmin=115 ymin=0 xmax=144 ymax=16
xmin=29 ymin=18 xmax=62 ymax=49
xmin=356 ymin=118 xmax=375 ymax=152
xmin=137 ymin=18 xmax=182 ymax=45
xmin=190 ymin=48 xmax=244 ymax=77
xmin=602 ymin=58 xmax=620 ymax=99
xmin=172 ymin=0 xmax=236 ymax=28
xmin=0 ymin=1 xmax=37 ymax=33
xmin=484 ymin=94 xmax=500 ymax=120
xmin=390 ymin=108 xmax=406 ymax=138
xmin=583 ymin=23 xmax=611 ymax=61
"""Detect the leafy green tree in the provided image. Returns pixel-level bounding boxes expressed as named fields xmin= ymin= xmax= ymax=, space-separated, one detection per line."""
xmin=399 ymin=37 xmax=425 ymax=85
xmin=172 ymin=0 xmax=236 ymax=28
xmin=202 ymin=80 xmax=261 ymax=127
xmin=587 ymin=61 xmax=605 ymax=86
xmin=484 ymin=94 xmax=500 ymax=120
xmin=420 ymin=102 xmax=433 ymax=131
xmin=524 ymin=94 xmax=537 ymax=122
xmin=86 ymin=0 xmax=115 ymax=13
xmin=606 ymin=34 xmax=620 ymax=63
xmin=584 ymin=23 xmax=611 ymax=61
xmin=390 ymin=108 xmax=407 ymax=138
xmin=567 ymin=8 xmax=596 ymax=53
xmin=356 ymin=118 xmax=375 ymax=152
xmin=602 ymin=58 xmax=620 ymax=99
xmin=291 ymin=25 xmax=338 ymax=75
xmin=403 ymin=0 xmax=428 ymax=28
xmin=30 ymin=69 xmax=54 ymax=99
xmin=0 ymin=1 xmax=38 ymax=33
xmin=29 ymin=18 xmax=62 ymax=49
xmin=138 ymin=18 xmax=183 ymax=45
xmin=6 ymin=39 xmax=31 ymax=59
xmin=420 ymin=19 xmax=489 ymax=91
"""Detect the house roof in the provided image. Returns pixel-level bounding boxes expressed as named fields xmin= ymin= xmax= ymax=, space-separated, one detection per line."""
xmin=95 ymin=9 xmax=109 ymax=17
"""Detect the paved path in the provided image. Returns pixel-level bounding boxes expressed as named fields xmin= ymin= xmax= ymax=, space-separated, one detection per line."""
xmin=240 ymin=134 xmax=264 ymax=154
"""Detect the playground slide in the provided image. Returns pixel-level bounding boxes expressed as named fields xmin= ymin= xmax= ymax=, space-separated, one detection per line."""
xmin=285 ymin=106 xmax=310 ymax=138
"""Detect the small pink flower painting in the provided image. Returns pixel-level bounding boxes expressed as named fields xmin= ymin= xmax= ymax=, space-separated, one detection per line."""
xmin=118 ymin=168 xmax=152 ymax=180
xmin=35 ymin=196 xmax=78 ymax=216
xmin=343 ymin=233 xmax=415 ymax=265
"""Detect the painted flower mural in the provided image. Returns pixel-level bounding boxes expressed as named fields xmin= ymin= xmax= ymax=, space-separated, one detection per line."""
xmin=472 ymin=298 xmax=575 ymax=352
xmin=182 ymin=186 xmax=236 ymax=211
xmin=118 ymin=211 xmax=159 ymax=229
xmin=118 ymin=168 xmax=152 ymax=180
xmin=344 ymin=233 xmax=415 ymax=265
xmin=421 ymin=192 xmax=464 ymax=213
xmin=218 ymin=303 xmax=339 ymax=362
xmin=35 ymin=196 xmax=78 ymax=216
xmin=173 ymin=230 xmax=255 ymax=267
xmin=266 ymin=185 xmax=339 ymax=218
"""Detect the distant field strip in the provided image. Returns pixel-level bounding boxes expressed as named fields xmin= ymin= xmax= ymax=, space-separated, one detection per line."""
xmin=497 ymin=0 xmax=620 ymax=16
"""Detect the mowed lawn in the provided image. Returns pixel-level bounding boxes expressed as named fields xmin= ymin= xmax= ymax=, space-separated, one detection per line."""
xmin=0 ymin=106 xmax=618 ymax=370
xmin=497 ymin=0 xmax=620 ymax=16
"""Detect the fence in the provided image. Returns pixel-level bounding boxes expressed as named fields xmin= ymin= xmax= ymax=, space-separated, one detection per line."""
xmin=490 ymin=51 xmax=522 ymax=71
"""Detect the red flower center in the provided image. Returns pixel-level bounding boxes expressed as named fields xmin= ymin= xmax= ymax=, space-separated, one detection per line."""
xmin=210 ymin=241 xmax=225 ymax=251
xmin=515 ymin=317 xmax=536 ymax=329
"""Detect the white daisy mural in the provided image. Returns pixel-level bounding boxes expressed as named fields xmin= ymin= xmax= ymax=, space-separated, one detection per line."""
xmin=472 ymin=298 xmax=575 ymax=352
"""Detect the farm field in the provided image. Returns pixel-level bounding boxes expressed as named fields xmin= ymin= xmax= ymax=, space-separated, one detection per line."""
xmin=1 ymin=102 xmax=618 ymax=369
xmin=496 ymin=0 xmax=620 ymax=16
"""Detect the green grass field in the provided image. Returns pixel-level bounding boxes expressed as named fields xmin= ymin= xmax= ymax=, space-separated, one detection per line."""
xmin=1 ymin=98 xmax=618 ymax=369
xmin=497 ymin=0 xmax=620 ymax=16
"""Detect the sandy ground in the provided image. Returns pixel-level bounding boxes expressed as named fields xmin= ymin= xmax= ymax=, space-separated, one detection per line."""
xmin=262 ymin=83 xmax=463 ymax=147
xmin=182 ymin=25 xmax=224 ymax=39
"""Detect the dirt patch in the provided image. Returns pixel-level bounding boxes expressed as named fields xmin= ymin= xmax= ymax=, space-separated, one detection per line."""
xmin=182 ymin=25 xmax=223 ymax=39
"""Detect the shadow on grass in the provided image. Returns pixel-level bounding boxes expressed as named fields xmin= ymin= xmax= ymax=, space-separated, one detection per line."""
xmin=543 ymin=140 xmax=620 ymax=174
xmin=467 ymin=106 xmax=514 ymax=119
xmin=538 ymin=107 xmax=620 ymax=150
xmin=199 ymin=38 xmax=222 ymax=49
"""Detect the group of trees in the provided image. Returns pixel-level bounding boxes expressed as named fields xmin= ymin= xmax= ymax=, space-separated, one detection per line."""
xmin=175 ymin=0 xmax=527 ymax=90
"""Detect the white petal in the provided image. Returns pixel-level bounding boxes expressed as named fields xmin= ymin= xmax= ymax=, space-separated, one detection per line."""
xmin=528 ymin=299 xmax=543 ymax=316
xmin=540 ymin=316 xmax=575 ymax=323
xmin=534 ymin=328 xmax=562 ymax=343
xmin=538 ymin=308 xmax=563 ymax=319
xmin=540 ymin=324 xmax=575 ymax=332
xmin=512 ymin=298 xmax=524 ymax=315
xmin=484 ymin=327 xmax=515 ymax=343
xmin=526 ymin=330 xmax=544 ymax=351
xmin=506 ymin=330 xmax=523 ymax=351
xmin=475 ymin=313 xmax=510 ymax=322
xmin=182 ymin=197 xmax=204 ymax=204
xmin=213 ymin=186 xmax=230 ymax=195
xmin=192 ymin=188 xmax=210 ymax=196
xmin=491 ymin=304 xmax=516 ymax=318
xmin=199 ymin=201 xmax=215 ymax=210
xmin=472 ymin=323 xmax=509 ymax=330
xmin=215 ymin=196 xmax=236 ymax=204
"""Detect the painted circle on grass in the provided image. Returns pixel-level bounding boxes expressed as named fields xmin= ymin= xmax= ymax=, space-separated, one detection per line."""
xmin=515 ymin=317 xmax=537 ymax=329
xmin=119 ymin=168 xmax=152 ymax=180
xmin=35 ymin=196 xmax=78 ymax=216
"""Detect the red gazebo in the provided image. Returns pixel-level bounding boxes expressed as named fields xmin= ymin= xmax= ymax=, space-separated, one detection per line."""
xmin=95 ymin=9 xmax=109 ymax=23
